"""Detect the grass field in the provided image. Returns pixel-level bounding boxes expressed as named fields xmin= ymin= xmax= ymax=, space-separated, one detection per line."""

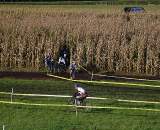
xmin=1 ymin=104 xmax=160 ymax=130
xmin=0 ymin=78 xmax=160 ymax=130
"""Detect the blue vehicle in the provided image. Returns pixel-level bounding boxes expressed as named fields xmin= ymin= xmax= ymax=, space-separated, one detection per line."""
xmin=124 ymin=7 xmax=145 ymax=13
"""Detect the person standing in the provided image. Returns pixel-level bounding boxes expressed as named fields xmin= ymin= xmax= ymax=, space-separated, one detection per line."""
xmin=58 ymin=56 xmax=66 ymax=72
xmin=45 ymin=53 xmax=52 ymax=72
xmin=69 ymin=61 xmax=77 ymax=79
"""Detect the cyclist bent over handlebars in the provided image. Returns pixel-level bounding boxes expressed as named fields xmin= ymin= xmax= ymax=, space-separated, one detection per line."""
xmin=73 ymin=84 xmax=88 ymax=105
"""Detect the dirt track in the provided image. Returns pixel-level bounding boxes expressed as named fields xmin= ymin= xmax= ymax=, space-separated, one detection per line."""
xmin=0 ymin=71 xmax=159 ymax=81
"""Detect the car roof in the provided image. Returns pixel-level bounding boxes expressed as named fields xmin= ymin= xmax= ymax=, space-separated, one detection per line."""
xmin=124 ymin=7 xmax=145 ymax=13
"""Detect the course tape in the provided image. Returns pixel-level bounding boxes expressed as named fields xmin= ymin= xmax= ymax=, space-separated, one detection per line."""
xmin=0 ymin=100 xmax=160 ymax=112
xmin=0 ymin=92 xmax=10 ymax=95
xmin=93 ymin=73 xmax=160 ymax=82
xmin=78 ymin=64 xmax=91 ymax=75
xmin=47 ymin=74 xmax=160 ymax=88
xmin=78 ymin=64 xmax=160 ymax=82
xmin=1 ymin=91 xmax=160 ymax=104
xmin=0 ymin=100 xmax=73 ymax=107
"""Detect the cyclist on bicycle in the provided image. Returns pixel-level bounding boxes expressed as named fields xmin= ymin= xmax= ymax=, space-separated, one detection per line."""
xmin=73 ymin=84 xmax=88 ymax=105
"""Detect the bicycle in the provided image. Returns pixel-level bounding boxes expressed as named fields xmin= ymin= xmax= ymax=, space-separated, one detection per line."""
xmin=68 ymin=96 xmax=87 ymax=106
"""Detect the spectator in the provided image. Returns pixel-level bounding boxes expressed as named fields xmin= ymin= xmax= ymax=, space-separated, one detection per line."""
xmin=58 ymin=56 xmax=66 ymax=72
xmin=69 ymin=60 xmax=77 ymax=79
xmin=45 ymin=53 xmax=53 ymax=72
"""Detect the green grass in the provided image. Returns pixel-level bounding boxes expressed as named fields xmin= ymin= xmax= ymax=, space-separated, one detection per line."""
xmin=0 ymin=78 xmax=160 ymax=100
xmin=0 ymin=4 xmax=159 ymax=13
xmin=0 ymin=104 xmax=160 ymax=130
xmin=0 ymin=78 xmax=160 ymax=129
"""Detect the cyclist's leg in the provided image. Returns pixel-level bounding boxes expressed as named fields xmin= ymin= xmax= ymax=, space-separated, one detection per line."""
xmin=68 ymin=93 xmax=78 ymax=105
xmin=68 ymin=95 xmax=75 ymax=105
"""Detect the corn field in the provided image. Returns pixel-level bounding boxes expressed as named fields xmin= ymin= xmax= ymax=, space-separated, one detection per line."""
xmin=0 ymin=5 xmax=160 ymax=76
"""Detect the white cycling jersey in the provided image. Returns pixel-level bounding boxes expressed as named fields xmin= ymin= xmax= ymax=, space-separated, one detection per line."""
xmin=76 ymin=87 xmax=85 ymax=95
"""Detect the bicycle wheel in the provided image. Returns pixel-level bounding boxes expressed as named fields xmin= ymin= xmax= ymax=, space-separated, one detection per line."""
xmin=68 ymin=97 xmax=75 ymax=105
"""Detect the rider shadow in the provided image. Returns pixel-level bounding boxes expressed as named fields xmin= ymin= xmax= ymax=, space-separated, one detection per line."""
xmin=83 ymin=108 xmax=113 ymax=114
xmin=122 ymin=113 xmax=149 ymax=117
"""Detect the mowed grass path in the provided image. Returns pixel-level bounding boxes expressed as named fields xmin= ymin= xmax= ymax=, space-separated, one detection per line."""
xmin=0 ymin=78 xmax=160 ymax=107
xmin=0 ymin=104 xmax=160 ymax=130
xmin=0 ymin=78 xmax=160 ymax=129
xmin=0 ymin=78 xmax=160 ymax=101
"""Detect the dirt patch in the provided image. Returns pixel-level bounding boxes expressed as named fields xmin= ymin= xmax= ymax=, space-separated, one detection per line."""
xmin=0 ymin=71 xmax=49 ymax=80
xmin=0 ymin=71 xmax=159 ymax=82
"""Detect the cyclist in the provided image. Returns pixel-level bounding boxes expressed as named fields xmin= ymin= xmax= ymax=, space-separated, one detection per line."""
xmin=73 ymin=84 xmax=88 ymax=105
